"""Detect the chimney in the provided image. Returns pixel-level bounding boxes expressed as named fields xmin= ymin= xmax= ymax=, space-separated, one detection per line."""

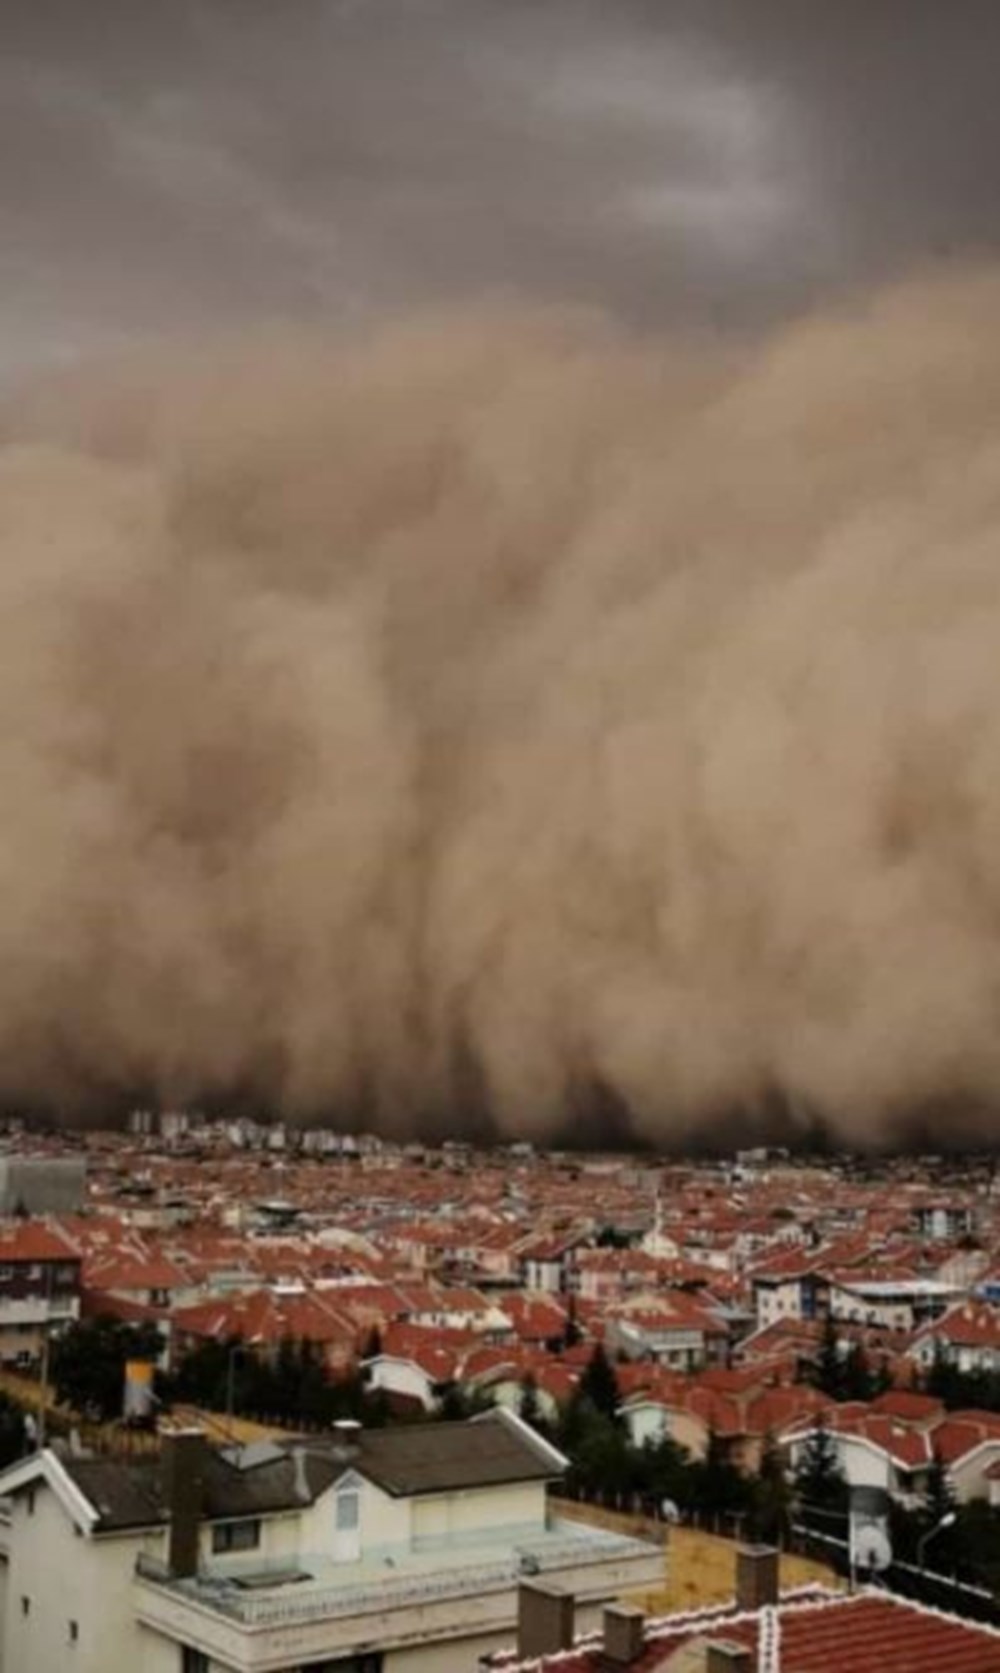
xmin=331 ymin=1417 xmax=362 ymax=1464
xmin=162 ymin=1429 xmax=207 ymax=1579
xmin=706 ymin=1643 xmax=752 ymax=1673
xmin=735 ymin=1545 xmax=779 ymax=1612
xmin=600 ymin=1602 xmax=645 ymax=1666
xmin=517 ymin=1582 xmax=574 ymax=1659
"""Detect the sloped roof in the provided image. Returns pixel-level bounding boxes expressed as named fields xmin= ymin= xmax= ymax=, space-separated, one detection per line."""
xmin=492 ymin=1589 xmax=1000 ymax=1672
xmin=355 ymin=1410 xmax=562 ymax=1495
xmin=24 ymin=1410 xmax=562 ymax=1531
xmin=0 ymin=1222 xmax=80 ymax=1263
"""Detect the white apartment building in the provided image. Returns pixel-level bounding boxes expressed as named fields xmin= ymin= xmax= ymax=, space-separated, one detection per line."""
xmin=0 ymin=1410 xmax=661 ymax=1673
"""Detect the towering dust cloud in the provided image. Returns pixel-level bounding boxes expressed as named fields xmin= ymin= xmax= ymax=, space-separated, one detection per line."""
xmin=4 ymin=273 xmax=1000 ymax=1146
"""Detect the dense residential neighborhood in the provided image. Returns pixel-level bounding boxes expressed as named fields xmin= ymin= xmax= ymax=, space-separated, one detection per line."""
xmin=2 ymin=1122 xmax=1000 ymax=1666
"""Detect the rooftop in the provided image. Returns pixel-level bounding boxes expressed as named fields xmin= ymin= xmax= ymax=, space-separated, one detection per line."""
xmin=492 ymin=1588 xmax=1000 ymax=1672
xmin=57 ymin=1409 xmax=564 ymax=1531
xmin=136 ymin=1517 xmax=656 ymax=1629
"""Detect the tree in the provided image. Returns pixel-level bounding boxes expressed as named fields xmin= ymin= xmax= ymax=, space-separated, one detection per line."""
xmin=636 ymin=1433 xmax=693 ymax=1520
xmin=691 ymin=1427 xmax=752 ymax=1531
xmin=793 ymin=1415 xmax=848 ymax=1532
xmin=841 ymin=1342 xmax=876 ymax=1403
xmin=571 ymin=1414 xmax=631 ymax=1507
xmin=814 ymin=1314 xmax=843 ymax=1401
xmin=435 ymin=1381 xmax=493 ymax=1421
xmin=750 ymin=1431 xmax=792 ymax=1546
xmin=50 ymin=1316 xmax=163 ymax=1422
xmin=578 ymin=1343 xmax=620 ymax=1422
xmin=0 ymin=1393 xmax=28 ymax=1468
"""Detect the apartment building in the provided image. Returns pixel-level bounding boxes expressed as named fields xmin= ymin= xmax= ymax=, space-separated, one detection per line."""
xmin=0 ymin=1221 xmax=81 ymax=1368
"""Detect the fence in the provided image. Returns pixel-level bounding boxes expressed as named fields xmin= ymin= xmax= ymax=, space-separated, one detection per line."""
xmin=789 ymin=1522 xmax=1000 ymax=1627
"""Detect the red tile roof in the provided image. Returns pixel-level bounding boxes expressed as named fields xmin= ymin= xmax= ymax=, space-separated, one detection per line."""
xmin=495 ymin=1590 xmax=1000 ymax=1672
xmin=0 ymin=1222 xmax=80 ymax=1263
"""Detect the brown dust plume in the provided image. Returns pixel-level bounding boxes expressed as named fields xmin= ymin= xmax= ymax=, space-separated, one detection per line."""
xmin=4 ymin=274 xmax=1000 ymax=1146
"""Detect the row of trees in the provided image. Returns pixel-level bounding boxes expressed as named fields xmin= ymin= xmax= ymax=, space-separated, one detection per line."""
xmin=810 ymin=1314 xmax=894 ymax=1403
xmin=40 ymin=1318 xmax=1000 ymax=1593
xmin=808 ymin=1313 xmax=1000 ymax=1419
xmin=923 ymin=1346 xmax=1000 ymax=1414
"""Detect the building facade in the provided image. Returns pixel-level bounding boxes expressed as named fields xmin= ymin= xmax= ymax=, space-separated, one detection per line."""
xmin=0 ymin=1410 xmax=661 ymax=1673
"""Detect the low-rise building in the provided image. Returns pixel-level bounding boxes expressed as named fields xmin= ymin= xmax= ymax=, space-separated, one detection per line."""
xmin=0 ymin=1221 xmax=81 ymax=1368
xmin=0 ymin=1410 xmax=662 ymax=1673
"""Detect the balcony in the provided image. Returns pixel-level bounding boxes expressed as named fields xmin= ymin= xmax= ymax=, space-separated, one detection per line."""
xmin=134 ymin=1519 xmax=663 ymax=1671
xmin=0 ymin=1296 xmax=79 ymax=1327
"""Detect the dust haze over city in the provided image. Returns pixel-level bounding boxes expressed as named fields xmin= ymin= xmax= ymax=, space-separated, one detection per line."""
xmin=5 ymin=2 xmax=1000 ymax=1150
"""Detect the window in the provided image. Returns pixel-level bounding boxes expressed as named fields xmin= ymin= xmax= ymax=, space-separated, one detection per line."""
xmin=68 ymin=1621 xmax=78 ymax=1644
xmin=20 ymin=1597 xmax=29 ymax=1617
xmin=27 ymin=1265 xmax=42 ymax=1281
xmin=26 ymin=1490 xmax=34 ymax=1517
xmin=335 ymin=1491 xmax=359 ymax=1532
xmin=211 ymin=1519 xmax=260 ymax=1554
xmin=181 ymin=1650 xmax=209 ymax=1673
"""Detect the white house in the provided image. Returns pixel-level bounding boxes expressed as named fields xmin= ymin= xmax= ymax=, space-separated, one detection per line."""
xmin=828 ymin=1277 xmax=958 ymax=1335
xmin=908 ymin=1301 xmax=1000 ymax=1378
xmin=0 ymin=1411 xmax=662 ymax=1673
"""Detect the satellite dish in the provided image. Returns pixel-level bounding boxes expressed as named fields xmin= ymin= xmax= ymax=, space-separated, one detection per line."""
xmin=851 ymin=1524 xmax=892 ymax=1573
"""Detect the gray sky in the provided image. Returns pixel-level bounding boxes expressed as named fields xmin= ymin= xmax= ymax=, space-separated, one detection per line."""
xmin=4 ymin=1 xmax=1000 ymax=372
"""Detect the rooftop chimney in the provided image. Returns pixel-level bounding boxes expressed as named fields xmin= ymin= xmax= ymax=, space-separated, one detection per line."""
xmin=600 ymin=1602 xmax=646 ymax=1666
xmin=517 ymin=1581 xmax=574 ymax=1660
xmin=331 ymin=1417 xmax=361 ymax=1465
xmin=706 ymin=1642 xmax=752 ymax=1673
xmin=735 ymin=1545 xmax=779 ymax=1613
xmin=162 ymin=1429 xmax=206 ymax=1579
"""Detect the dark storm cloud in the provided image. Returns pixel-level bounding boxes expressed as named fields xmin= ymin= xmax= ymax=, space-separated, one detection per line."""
xmin=5 ymin=1 xmax=1000 ymax=370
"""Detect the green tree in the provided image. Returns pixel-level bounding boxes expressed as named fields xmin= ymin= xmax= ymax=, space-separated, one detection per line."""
xmin=841 ymin=1342 xmax=875 ymax=1403
xmin=692 ymin=1427 xmax=752 ymax=1530
xmin=793 ymin=1415 xmax=848 ymax=1532
xmin=578 ymin=1342 xmax=620 ymax=1422
xmin=0 ymin=1393 xmax=28 ymax=1467
xmin=435 ymin=1381 xmax=493 ymax=1421
xmin=814 ymin=1314 xmax=843 ymax=1401
xmin=636 ymin=1433 xmax=693 ymax=1519
xmin=50 ymin=1316 xmax=163 ymax=1422
xmin=750 ymin=1431 xmax=792 ymax=1546
xmin=572 ymin=1414 xmax=630 ymax=1506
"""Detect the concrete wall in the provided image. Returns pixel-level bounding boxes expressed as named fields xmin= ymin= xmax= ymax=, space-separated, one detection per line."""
xmin=301 ymin=1471 xmax=413 ymax=1560
xmin=412 ymin=1482 xmax=543 ymax=1548
xmin=2 ymin=1481 xmax=167 ymax=1673
xmin=950 ymin=1441 xmax=1000 ymax=1504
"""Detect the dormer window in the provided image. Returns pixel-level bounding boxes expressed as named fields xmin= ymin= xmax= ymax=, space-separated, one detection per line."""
xmin=336 ymin=1490 xmax=359 ymax=1532
xmin=333 ymin=1486 xmax=361 ymax=1562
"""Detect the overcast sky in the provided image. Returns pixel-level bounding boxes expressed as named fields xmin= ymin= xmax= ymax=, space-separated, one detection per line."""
xmin=4 ymin=1 xmax=1000 ymax=372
